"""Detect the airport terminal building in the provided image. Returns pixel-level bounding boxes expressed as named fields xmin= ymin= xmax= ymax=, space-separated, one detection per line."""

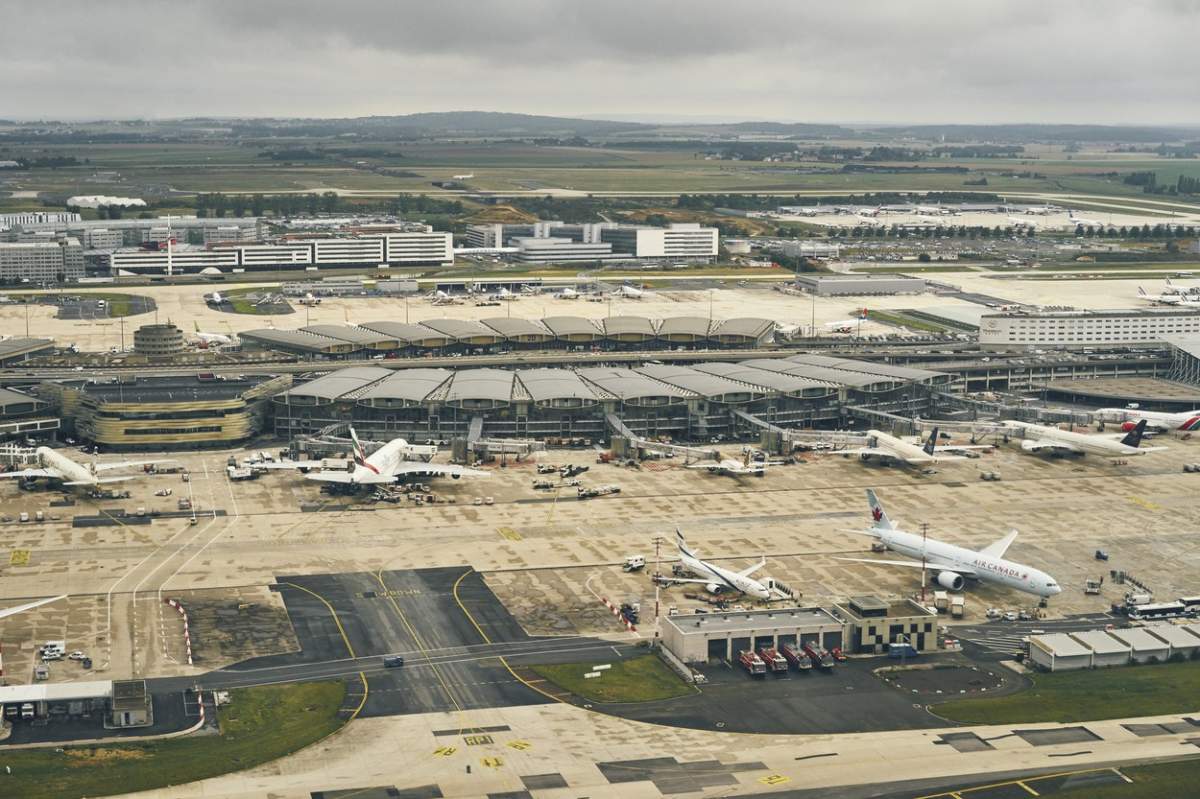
xmin=271 ymin=354 xmax=949 ymax=443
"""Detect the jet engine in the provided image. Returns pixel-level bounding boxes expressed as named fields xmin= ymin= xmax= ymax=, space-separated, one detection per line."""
xmin=451 ymin=473 xmax=461 ymax=479
xmin=705 ymin=582 xmax=722 ymax=594
xmin=936 ymin=571 xmax=964 ymax=591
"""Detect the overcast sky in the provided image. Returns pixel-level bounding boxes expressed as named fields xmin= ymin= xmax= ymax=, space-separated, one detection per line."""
xmin=5 ymin=0 xmax=1199 ymax=125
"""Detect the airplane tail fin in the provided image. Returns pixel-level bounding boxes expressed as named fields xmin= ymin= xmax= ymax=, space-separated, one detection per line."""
xmin=349 ymin=427 xmax=367 ymax=467
xmin=1120 ymin=418 xmax=1148 ymax=448
xmin=865 ymin=489 xmax=894 ymax=531
xmin=1138 ymin=286 xmax=1147 ymax=297
xmin=922 ymin=426 xmax=939 ymax=456
xmin=675 ymin=527 xmax=698 ymax=559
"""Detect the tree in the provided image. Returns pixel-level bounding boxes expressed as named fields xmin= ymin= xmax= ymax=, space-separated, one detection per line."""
xmin=251 ymin=194 xmax=265 ymax=217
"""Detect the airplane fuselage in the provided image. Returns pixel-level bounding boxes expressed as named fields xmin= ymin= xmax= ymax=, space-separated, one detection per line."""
xmin=880 ymin=528 xmax=1060 ymax=598
xmin=1004 ymin=421 xmax=1147 ymax=456
xmin=679 ymin=550 xmax=770 ymax=599
xmin=35 ymin=446 xmax=98 ymax=484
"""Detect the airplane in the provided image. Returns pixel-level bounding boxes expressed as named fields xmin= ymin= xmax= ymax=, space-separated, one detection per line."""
xmin=687 ymin=449 xmax=767 ymax=477
xmin=667 ymin=528 xmax=773 ymax=600
xmin=205 ymin=291 xmax=224 ymax=305
xmin=611 ymin=284 xmax=645 ymax=299
xmin=1007 ymin=217 xmax=1037 ymax=229
xmin=192 ymin=322 xmax=233 ymax=347
xmin=1068 ymin=211 xmax=1102 ymax=228
xmin=830 ymin=427 xmax=988 ymax=466
xmin=1094 ymin=407 xmax=1200 ymax=433
xmin=1137 ymin=286 xmax=1200 ymax=306
xmin=297 ymin=293 xmax=322 ymax=306
xmin=0 ymin=446 xmax=165 ymax=487
xmin=0 ymin=595 xmax=67 ymax=622
xmin=824 ymin=319 xmax=859 ymax=334
xmin=1024 ymin=204 xmax=1057 ymax=215
xmin=266 ymin=428 xmax=490 ymax=486
xmin=554 ymin=287 xmax=580 ymax=299
xmin=452 ymin=173 xmax=474 ymax=180
xmin=836 ymin=489 xmax=1062 ymax=600
xmin=996 ymin=418 xmax=1163 ymax=457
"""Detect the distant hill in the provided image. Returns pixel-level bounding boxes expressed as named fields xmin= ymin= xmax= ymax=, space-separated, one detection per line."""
xmin=870 ymin=124 xmax=1200 ymax=143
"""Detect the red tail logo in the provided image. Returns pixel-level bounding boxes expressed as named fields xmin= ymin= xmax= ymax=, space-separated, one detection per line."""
xmin=872 ymin=506 xmax=883 ymax=522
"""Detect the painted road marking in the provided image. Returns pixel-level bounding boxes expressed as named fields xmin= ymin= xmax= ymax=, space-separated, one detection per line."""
xmin=433 ymin=746 xmax=457 ymax=757
xmin=464 ymin=734 xmax=494 ymax=746
xmin=498 ymin=526 xmax=522 ymax=541
xmin=481 ymin=756 xmax=503 ymax=769
xmin=759 ymin=775 xmax=791 ymax=786
xmin=1129 ymin=495 xmax=1161 ymax=512
xmin=9 ymin=549 xmax=30 ymax=566
xmin=506 ymin=740 xmax=531 ymax=751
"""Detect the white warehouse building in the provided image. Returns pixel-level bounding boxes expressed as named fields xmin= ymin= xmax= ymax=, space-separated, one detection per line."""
xmin=980 ymin=308 xmax=1200 ymax=351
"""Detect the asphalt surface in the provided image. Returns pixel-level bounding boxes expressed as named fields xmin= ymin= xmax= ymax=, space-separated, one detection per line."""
xmin=156 ymin=567 xmax=623 ymax=718
xmin=2 ymin=687 xmax=206 ymax=746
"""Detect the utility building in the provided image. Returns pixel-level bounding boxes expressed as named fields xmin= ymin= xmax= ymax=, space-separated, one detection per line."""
xmin=660 ymin=607 xmax=845 ymax=665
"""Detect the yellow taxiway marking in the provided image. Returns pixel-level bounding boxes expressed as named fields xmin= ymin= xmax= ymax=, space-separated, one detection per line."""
xmin=498 ymin=526 xmax=522 ymax=541
xmin=464 ymin=734 xmax=494 ymax=746
xmin=9 ymin=549 xmax=30 ymax=566
xmin=506 ymin=739 xmax=532 ymax=751
xmin=759 ymin=774 xmax=791 ymax=786
xmin=1016 ymin=780 xmax=1040 ymax=796
xmin=481 ymin=756 xmax=503 ymax=769
xmin=915 ymin=767 xmax=1119 ymax=798
xmin=433 ymin=746 xmax=457 ymax=757
xmin=1129 ymin=495 xmax=1161 ymax=512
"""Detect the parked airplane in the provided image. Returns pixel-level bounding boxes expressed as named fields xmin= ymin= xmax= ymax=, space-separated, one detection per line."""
xmin=192 ymin=323 xmax=233 ymax=347
xmin=669 ymin=528 xmax=772 ymax=600
xmin=554 ymin=287 xmax=580 ymax=299
xmin=687 ymin=450 xmax=767 ymax=477
xmin=998 ymin=418 xmax=1162 ymax=456
xmin=611 ymin=284 xmax=645 ymax=299
xmin=824 ymin=319 xmax=859 ymax=334
xmin=837 ymin=489 xmax=1062 ymax=599
xmin=297 ymin=293 xmax=322 ymax=306
xmin=0 ymin=594 xmax=66 ymax=622
xmin=0 ymin=446 xmax=165 ymax=487
xmin=205 ymin=291 xmax=224 ymax=305
xmin=1095 ymin=406 xmax=1200 ymax=433
xmin=267 ymin=429 xmax=490 ymax=486
xmin=1137 ymin=286 xmax=1200 ymax=306
xmin=1068 ymin=211 xmax=1102 ymax=228
xmin=832 ymin=427 xmax=987 ymax=465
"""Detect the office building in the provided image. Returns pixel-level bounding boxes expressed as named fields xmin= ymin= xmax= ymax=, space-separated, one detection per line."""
xmin=81 ymin=228 xmax=124 ymax=249
xmin=980 ymin=308 xmax=1200 ymax=351
xmin=0 ymin=238 xmax=84 ymax=282
xmin=0 ymin=211 xmax=81 ymax=230
xmin=464 ymin=221 xmax=718 ymax=262
xmin=132 ymin=323 xmax=186 ymax=357
xmin=792 ymin=274 xmax=927 ymax=296
xmin=599 ymin=223 xmax=717 ymax=261
xmin=511 ymin=237 xmax=620 ymax=263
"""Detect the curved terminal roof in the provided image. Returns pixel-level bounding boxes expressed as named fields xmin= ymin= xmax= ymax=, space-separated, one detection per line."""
xmin=358 ymin=368 xmax=452 ymax=405
xmin=240 ymin=328 xmax=357 ymax=354
xmin=517 ymin=368 xmax=602 ymax=404
xmin=785 ymin=354 xmax=948 ymax=384
xmin=357 ymin=321 xmax=452 ymax=347
xmin=603 ymin=316 xmax=657 ymax=339
xmin=636 ymin=364 xmax=765 ymax=402
xmin=692 ymin=362 xmax=834 ymax=396
xmin=442 ymin=368 xmax=515 ymax=406
xmin=420 ymin=318 xmax=502 ymax=343
xmin=542 ymin=316 xmax=603 ymax=340
xmin=742 ymin=358 xmax=894 ymax=390
xmin=577 ymin=367 xmax=695 ymax=402
xmin=281 ymin=366 xmax=391 ymax=402
xmin=711 ymin=317 xmax=775 ymax=342
xmin=658 ymin=316 xmax=713 ymax=339
xmin=480 ymin=317 xmax=553 ymax=341
xmin=301 ymin=325 xmax=396 ymax=348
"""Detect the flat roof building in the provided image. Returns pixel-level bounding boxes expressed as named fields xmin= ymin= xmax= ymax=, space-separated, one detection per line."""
xmin=1107 ymin=627 xmax=1170 ymax=664
xmin=1028 ymin=633 xmax=1093 ymax=672
xmin=661 ymin=607 xmax=846 ymax=665
xmin=792 ymin=274 xmax=927 ymax=296
xmin=982 ymin=308 xmax=1200 ymax=351
xmin=1144 ymin=623 xmax=1200 ymax=659
xmin=0 ymin=238 xmax=84 ymax=283
xmin=833 ymin=595 xmax=939 ymax=654
xmin=1071 ymin=630 xmax=1131 ymax=668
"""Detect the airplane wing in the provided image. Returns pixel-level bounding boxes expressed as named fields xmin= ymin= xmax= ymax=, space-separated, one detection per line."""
xmin=831 ymin=447 xmax=947 ymax=464
xmin=305 ymin=471 xmax=395 ymax=485
xmin=738 ymin=559 xmax=767 ymax=578
xmin=0 ymin=594 xmax=67 ymax=621
xmin=255 ymin=460 xmax=324 ymax=471
xmin=63 ymin=476 xmax=133 ymax=485
xmin=980 ymin=528 xmax=1019 ymax=559
xmin=834 ymin=556 xmax=978 ymax=578
xmin=0 ymin=468 xmax=59 ymax=480
xmin=390 ymin=462 xmax=491 ymax=479
xmin=1021 ymin=439 xmax=1081 ymax=454
xmin=93 ymin=459 xmax=167 ymax=473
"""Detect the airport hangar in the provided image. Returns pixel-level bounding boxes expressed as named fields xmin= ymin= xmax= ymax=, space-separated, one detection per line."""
xmin=238 ymin=315 xmax=778 ymax=359
xmin=271 ymin=354 xmax=950 ymax=445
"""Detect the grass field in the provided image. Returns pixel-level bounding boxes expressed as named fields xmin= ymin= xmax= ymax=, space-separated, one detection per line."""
xmin=935 ymin=661 xmax=1200 ymax=725
xmin=866 ymin=309 xmax=952 ymax=332
xmin=531 ymin=654 xmax=694 ymax=704
xmin=0 ymin=680 xmax=348 ymax=799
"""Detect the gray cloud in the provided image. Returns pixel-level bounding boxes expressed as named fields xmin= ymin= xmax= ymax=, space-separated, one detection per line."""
xmin=2 ymin=1 xmax=1198 ymax=124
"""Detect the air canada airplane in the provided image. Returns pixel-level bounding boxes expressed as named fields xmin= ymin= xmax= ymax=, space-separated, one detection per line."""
xmin=0 ymin=446 xmax=164 ymax=487
xmin=670 ymin=528 xmax=773 ymax=600
xmin=837 ymin=489 xmax=1062 ymax=599
xmin=267 ymin=428 xmax=490 ymax=486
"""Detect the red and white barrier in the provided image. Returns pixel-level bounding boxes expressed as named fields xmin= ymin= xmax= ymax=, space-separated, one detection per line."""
xmin=599 ymin=596 xmax=638 ymax=633
xmin=164 ymin=598 xmax=193 ymax=665
xmin=0 ymin=641 xmax=5 ymax=677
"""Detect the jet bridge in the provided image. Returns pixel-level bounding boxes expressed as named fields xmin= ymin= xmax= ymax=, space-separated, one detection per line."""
xmin=606 ymin=413 xmax=719 ymax=462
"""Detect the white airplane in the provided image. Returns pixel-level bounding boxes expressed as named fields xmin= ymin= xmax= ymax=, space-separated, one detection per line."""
xmin=1068 ymin=211 xmax=1102 ymax=228
xmin=205 ymin=291 xmax=224 ymax=305
xmin=611 ymin=285 xmax=645 ymax=299
xmin=0 ymin=595 xmax=67 ymax=622
xmin=297 ymin=293 xmax=322 ymax=306
xmin=1024 ymin=204 xmax=1057 ymax=215
xmin=998 ymin=418 xmax=1163 ymax=457
xmin=452 ymin=173 xmax=474 ymax=180
xmin=1094 ymin=407 xmax=1200 ymax=433
xmin=0 ymin=446 xmax=165 ymax=487
xmin=192 ymin=323 xmax=233 ymax=347
xmin=832 ymin=427 xmax=987 ymax=465
xmin=687 ymin=450 xmax=767 ymax=477
xmin=669 ymin=528 xmax=772 ymax=600
xmin=270 ymin=428 xmax=490 ymax=486
xmin=1007 ymin=217 xmax=1037 ymax=229
xmin=1137 ymin=286 xmax=1200 ymax=306
xmin=824 ymin=319 xmax=859 ymax=334
xmin=554 ymin=287 xmax=580 ymax=299
xmin=836 ymin=489 xmax=1062 ymax=599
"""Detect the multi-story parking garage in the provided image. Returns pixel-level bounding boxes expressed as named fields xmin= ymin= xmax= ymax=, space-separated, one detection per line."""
xmin=271 ymin=354 xmax=948 ymax=443
xmin=239 ymin=316 xmax=777 ymax=359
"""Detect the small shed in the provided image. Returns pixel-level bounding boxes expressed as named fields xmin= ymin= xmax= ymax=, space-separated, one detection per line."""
xmin=110 ymin=679 xmax=152 ymax=728
xmin=1028 ymin=633 xmax=1092 ymax=672
xmin=1071 ymin=630 xmax=1131 ymax=668
xmin=1108 ymin=627 xmax=1170 ymax=664
xmin=1144 ymin=623 xmax=1200 ymax=659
